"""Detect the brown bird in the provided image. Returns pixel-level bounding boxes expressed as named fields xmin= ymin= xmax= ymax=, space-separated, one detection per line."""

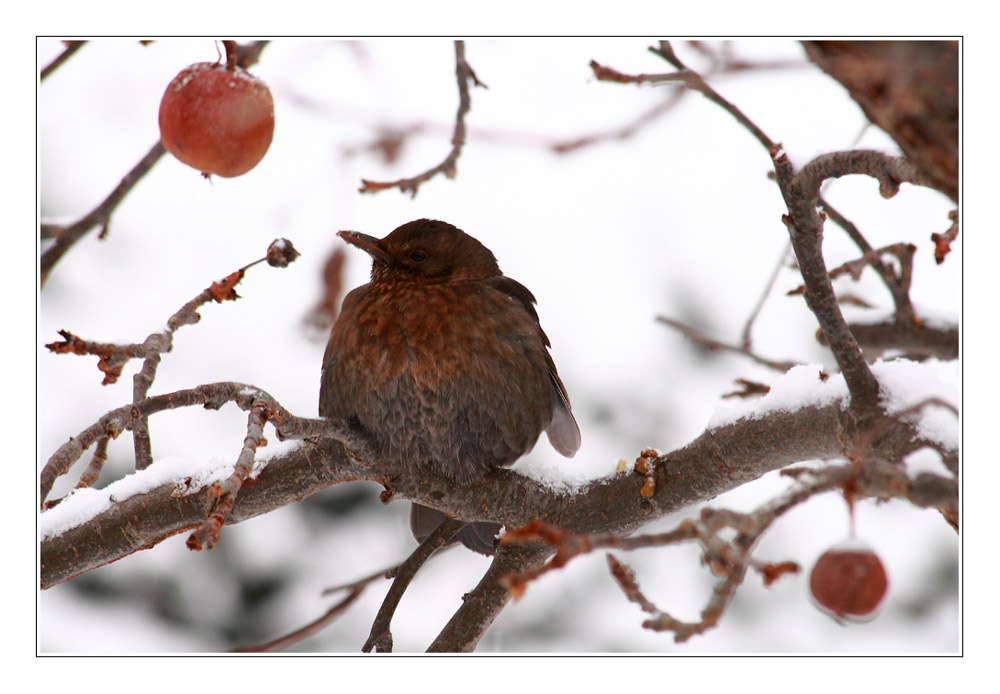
xmin=320 ymin=219 xmax=580 ymax=554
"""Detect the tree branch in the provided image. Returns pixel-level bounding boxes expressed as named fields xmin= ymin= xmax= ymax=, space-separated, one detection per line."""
xmin=656 ymin=315 xmax=798 ymax=372
xmin=40 ymin=40 xmax=87 ymax=81
xmin=428 ymin=541 xmax=553 ymax=652
xmin=363 ymin=517 xmax=466 ymax=652
xmin=38 ymin=380 xmax=370 ymax=507
xmin=359 ymin=40 xmax=485 ymax=197
xmin=41 ymin=393 xmax=948 ymax=590
xmin=773 ymin=149 xmax=903 ymax=418
xmin=40 ymin=141 xmax=167 ymax=286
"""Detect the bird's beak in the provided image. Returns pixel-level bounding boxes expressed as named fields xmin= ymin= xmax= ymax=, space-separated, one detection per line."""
xmin=338 ymin=230 xmax=392 ymax=264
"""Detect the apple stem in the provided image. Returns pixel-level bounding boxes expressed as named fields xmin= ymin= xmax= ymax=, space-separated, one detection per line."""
xmin=222 ymin=40 xmax=238 ymax=71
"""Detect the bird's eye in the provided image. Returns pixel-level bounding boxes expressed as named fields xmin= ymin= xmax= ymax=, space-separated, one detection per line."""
xmin=409 ymin=250 xmax=426 ymax=262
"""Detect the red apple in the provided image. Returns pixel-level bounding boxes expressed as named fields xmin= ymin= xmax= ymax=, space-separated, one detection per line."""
xmin=158 ymin=61 xmax=274 ymax=178
xmin=809 ymin=541 xmax=888 ymax=621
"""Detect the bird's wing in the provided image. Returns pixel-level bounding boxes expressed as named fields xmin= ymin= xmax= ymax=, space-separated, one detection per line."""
xmin=486 ymin=276 xmax=581 ymax=458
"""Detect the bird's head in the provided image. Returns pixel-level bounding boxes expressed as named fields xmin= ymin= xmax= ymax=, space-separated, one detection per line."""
xmin=338 ymin=219 xmax=501 ymax=286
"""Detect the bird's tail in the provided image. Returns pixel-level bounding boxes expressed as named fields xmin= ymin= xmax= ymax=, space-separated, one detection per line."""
xmin=409 ymin=503 xmax=501 ymax=556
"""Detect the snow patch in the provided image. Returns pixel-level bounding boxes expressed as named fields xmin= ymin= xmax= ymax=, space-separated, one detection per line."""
xmin=39 ymin=453 xmax=274 ymax=540
xmin=708 ymin=359 xmax=958 ymax=451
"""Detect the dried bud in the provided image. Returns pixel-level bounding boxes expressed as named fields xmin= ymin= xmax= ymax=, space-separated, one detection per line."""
xmin=266 ymin=238 xmax=301 ymax=268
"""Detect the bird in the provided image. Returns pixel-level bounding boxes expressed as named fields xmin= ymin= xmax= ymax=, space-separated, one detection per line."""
xmin=319 ymin=218 xmax=580 ymax=555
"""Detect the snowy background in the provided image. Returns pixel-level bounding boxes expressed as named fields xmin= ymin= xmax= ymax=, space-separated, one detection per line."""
xmin=37 ymin=38 xmax=959 ymax=653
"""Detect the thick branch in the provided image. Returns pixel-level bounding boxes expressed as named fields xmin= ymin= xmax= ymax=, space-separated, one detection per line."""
xmin=41 ymin=399 xmax=944 ymax=590
xmin=39 ymin=381 xmax=368 ymax=506
xmin=771 ymin=149 xmax=926 ymax=417
xmin=802 ymin=40 xmax=958 ymax=202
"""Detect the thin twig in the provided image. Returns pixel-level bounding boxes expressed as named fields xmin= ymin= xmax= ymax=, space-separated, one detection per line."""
xmin=363 ymin=517 xmax=467 ymax=652
xmin=54 ymin=436 xmax=109 ymax=505
xmin=931 ymin=210 xmax=959 ymax=265
xmin=575 ymin=42 xmax=806 ymax=157
xmin=741 ymin=241 xmax=791 ymax=350
xmin=588 ymin=60 xmax=691 ymax=85
xmin=39 ymin=380 xmax=370 ymax=506
xmin=819 ymin=196 xmax=916 ymax=322
xmin=504 ymin=458 xmax=955 ymax=642
xmin=648 ymin=41 xmax=777 ymax=153
xmin=45 ymin=239 xmax=301 ymax=474
xmin=657 ymin=315 xmax=798 ymax=372
xmin=40 ymin=40 xmax=87 ymax=81
xmin=359 ymin=41 xmax=485 ymax=197
xmin=233 ymin=585 xmax=366 ymax=653
xmin=186 ymin=401 xmax=269 ymax=551
xmin=40 ymin=141 xmax=167 ymax=286
xmin=552 ymin=91 xmax=684 ymax=154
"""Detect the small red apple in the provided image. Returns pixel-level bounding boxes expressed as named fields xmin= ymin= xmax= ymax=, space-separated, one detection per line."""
xmin=809 ymin=540 xmax=888 ymax=622
xmin=158 ymin=61 xmax=274 ymax=177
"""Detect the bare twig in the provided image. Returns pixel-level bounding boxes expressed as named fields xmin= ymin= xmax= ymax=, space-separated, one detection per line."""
xmin=552 ymin=91 xmax=684 ymax=154
xmin=588 ymin=59 xmax=691 ymax=85
xmin=648 ymin=41 xmax=777 ymax=153
xmin=40 ymin=141 xmax=167 ymax=286
xmin=685 ymin=40 xmax=806 ymax=74
xmin=45 ymin=330 xmax=148 ymax=386
xmin=501 ymin=518 xmax=701 ymax=596
xmin=826 ymin=320 xmax=958 ymax=361
xmin=39 ymin=379 xmax=367 ymax=507
xmin=723 ymin=378 xmax=772 ymax=399
xmin=931 ymin=210 xmax=959 ymax=265
xmin=234 ymin=585 xmax=365 ymax=653
xmin=817 ymin=198 xmax=957 ymax=361
xmin=45 ymin=239 xmax=300 ymax=473
xmin=505 ymin=458 xmax=955 ymax=642
xmin=186 ymin=401 xmax=269 ymax=551
xmin=61 ymin=436 xmax=109 ymax=501
xmin=572 ymin=42 xmax=805 ymax=157
xmin=741 ymin=241 xmax=791 ymax=350
xmin=359 ymin=41 xmax=485 ymax=197
xmin=363 ymin=517 xmax=467 ymax=652
xmin=40 ymin=40 xmax=87 ymax=81
xmin=819 ymin=197 xmax=917 ymax=323
xmin=795 ymin=150 xmax=932 ymax=200
xmin=656 ymin=315 xmax=798 ymax=372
